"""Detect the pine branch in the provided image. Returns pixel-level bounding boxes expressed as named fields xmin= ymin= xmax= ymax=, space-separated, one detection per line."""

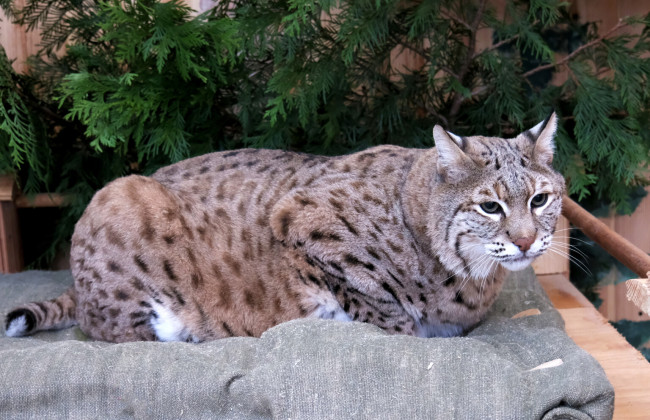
xmin=472 ymin=34 xmax=520 ymax=59
xmin=439 ymin=8 xmax=472 ymax=31
xmin=448 ymin=0 xmax=488 ymax=123
xmin=522 ymin=19 xmax=626 ymax=79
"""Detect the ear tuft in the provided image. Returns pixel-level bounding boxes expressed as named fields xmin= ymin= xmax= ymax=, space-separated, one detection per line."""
xmin=432 ymin=125 xmax=474 ymax=183
xmin=525 ymin=112 xmax=557 ymax=165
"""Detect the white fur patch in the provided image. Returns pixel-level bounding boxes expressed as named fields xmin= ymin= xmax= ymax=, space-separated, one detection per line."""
xmin=528 ymin=236 xmax=548 ymax=255
xmin=306 ymin=289 xmax=352 ymax=322
xmin=499 ymin=257 xmax=534 ymax=271
xmin=5 ymin=315 xmax=28 ymax=337
xmin=149 ymin=301 xmax=190 ymax=342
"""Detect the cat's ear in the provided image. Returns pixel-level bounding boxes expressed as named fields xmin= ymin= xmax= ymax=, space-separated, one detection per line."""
xmin=433 ymin=125 xmax=475 ymax=183
xmin=525 ymin=112 xmax=557 ymax=165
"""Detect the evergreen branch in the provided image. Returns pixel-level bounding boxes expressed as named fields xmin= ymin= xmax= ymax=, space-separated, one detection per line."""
xmin=522 ymin=19 xmax=626 ymax=79
xmin=2 ymin=0 xmax=650 ymax=264
xmin=423 ymin=104 xmax=449 ymax=126
xmin=473 ymin=34 xmax=520 ymax=59
xmin=439 ymin=8 xmax=472 ymax=31
xmin=393 ymin=42 xmax=462 ymax=78
xmin=448 ymin=0 xmax=488 ymax=123
xmin=458 ymin=18 xmax=630 ymax=109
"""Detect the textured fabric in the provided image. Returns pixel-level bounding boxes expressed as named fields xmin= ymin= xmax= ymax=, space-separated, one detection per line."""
xmin=0 ymin=269 xmax=614 ymax=419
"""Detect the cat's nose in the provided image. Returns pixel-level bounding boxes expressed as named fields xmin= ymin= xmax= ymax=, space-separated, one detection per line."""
xmin=514 ymin=237 xmax=534 ymax=252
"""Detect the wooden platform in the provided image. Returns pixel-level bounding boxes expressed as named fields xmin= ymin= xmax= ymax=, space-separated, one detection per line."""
xmin=538 ymin=274 xmax=650 ymax=419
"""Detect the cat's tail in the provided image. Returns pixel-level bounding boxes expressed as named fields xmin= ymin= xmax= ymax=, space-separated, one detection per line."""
xmin=4 ymin=288 xmax=78 ymax=337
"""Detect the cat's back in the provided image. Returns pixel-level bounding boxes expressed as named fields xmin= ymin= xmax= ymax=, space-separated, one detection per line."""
xmin=147 ymin=146 xmax=418 ymax=216
xmin=153 ymin=146 xmax=417 ymax=189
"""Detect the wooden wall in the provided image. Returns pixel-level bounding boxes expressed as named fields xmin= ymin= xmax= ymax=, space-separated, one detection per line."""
xmin=0 ymin=0 xmax=40 ymax=73
xmin=597 ymin=187 xmax=650 ymax=323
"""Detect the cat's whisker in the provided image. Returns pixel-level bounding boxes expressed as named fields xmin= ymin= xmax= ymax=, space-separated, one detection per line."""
xmin=554 ymin=226 xmax=587 ymax=234
xmin=553 ymin=227 xmax=581 ymax=234
xmin=551 ymin=235 xmax=594 ymax=246
xmin=546 ymin=247 xmax=593 ymax=277
xmin=441 ymin=247 xmax=490 ymax=284
xmin=478 ymin=261 xmax=491 ymax=305
xmin=480 ymin=258 xmax=499 ymax=306
xmin=457 ymin=242 xmax=503 ymax=280
xmin=550 ymin=241 xmax=590 ymax=260
xmin=458 ymin=243 xmax=484 ymax=253
xmin=548 ymin=242 xmax=591 ymax=268
xmin=457 ymin=253 xmax=495 ymax=292
xmin=451 ymin=256 xmax=485 ymax=291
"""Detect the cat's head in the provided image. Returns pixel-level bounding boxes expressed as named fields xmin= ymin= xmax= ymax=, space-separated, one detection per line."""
xmin=430 ymin=113 xmax=565 ymax=278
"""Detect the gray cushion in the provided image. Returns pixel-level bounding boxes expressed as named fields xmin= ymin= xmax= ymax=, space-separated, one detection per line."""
xmin=0 ymin=269 xmax=614 ymax=419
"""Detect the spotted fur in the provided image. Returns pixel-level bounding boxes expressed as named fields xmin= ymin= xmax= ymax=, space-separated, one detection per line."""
xmin=5 ymin=115 xmax=565 ymax=342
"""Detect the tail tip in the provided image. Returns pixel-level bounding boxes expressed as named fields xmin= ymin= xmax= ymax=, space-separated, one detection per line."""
xmin=5 ymin=309 xmax=36 ymax=337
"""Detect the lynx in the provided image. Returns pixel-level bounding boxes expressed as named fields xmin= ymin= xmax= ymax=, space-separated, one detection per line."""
xmin=5 ymin=114 xmax=565 ymax=342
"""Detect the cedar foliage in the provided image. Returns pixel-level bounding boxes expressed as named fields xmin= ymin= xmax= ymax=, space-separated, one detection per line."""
xmin=1 ymin=0 xmax=650 ymax=259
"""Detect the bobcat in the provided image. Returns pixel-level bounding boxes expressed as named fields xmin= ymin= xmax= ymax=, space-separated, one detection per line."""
xmin=5 ymin=114 xmax=565 ymax=342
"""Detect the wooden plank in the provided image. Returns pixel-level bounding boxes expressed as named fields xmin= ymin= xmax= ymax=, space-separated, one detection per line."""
xmin=0 ymin=0 xmax=42 ymax=74
xmin=15 ymin=193 xmax=69 ymax=208
xmin=537 ymin=273 xmax=593 ymax=309
xmin=538 ymin=273 xmax=650 ymax=420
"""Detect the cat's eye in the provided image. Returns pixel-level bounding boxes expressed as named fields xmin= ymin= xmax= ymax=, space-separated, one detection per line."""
xmin=480 ymin=201 xmax=501 ymax=214
xmin=531 ymin=193 xmax=548 ymax=208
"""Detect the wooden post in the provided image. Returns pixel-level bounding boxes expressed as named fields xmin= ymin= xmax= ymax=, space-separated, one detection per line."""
xmin=0 ymin=176 xmax=23 ymax=273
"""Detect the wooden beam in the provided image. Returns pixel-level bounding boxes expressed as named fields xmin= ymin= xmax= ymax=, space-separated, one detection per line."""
xmin=0 ymin=175 xmax=18 ymax=201
xmin=0 ymin=175 xmax=23 ymax=273
xmin=15 ymin=193 xmax=70 ymax=208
